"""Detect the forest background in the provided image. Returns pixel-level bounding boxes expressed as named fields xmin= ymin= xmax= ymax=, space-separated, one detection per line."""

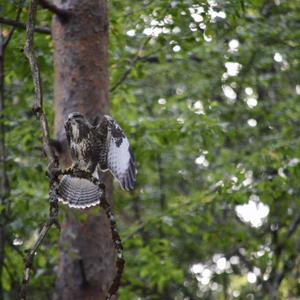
xmin=0 ymin=0 xmax=300 ymax=299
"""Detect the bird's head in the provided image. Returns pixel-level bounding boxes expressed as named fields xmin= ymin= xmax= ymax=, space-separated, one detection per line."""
xmin=65 ymin=112 xmax=90 ymax=141
xmin=67 ymin=112 xmax=85 ymax=123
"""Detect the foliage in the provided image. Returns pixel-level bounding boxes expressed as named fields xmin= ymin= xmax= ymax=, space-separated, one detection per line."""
xmin=1 ymin=0 xmax=300 ymax=299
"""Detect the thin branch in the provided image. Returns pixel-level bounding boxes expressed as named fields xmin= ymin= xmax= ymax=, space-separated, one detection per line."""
xmin=20 ymin=1 xmax=60 ymax=298
xmin=235 ymin=248 xmax=268 ymax=291
xmin=275 ymin=252 xmax=297 ymax=288
xmin=0 ymin=17 xmax=51 ymax=35
xmin=110 ymin=6 xmax=172 ymax=93
xmin=275 ymin=232 xmax=300 ymax=289
xmin=138 ymin=54 xmax=203 ymax=64
xmin=123 ymin=198 xmax=202 ymax=242
xmin=267 ymin=212 xmax=300 ymax=291
xmin=124 ymin=0 xmax=156 ymax=17
xmin=285 ymin=212 xmax=300 ymax=242
xmin=99 ymin=184 xmax=125 ymax=300
xmin=271 ymin=213 xmax=300 ymax=267
xmin=110 ymin=36 xmax=152 ymax=93
xmin=156 ymin=154 xmax=166 ymax=211
xmin=19 ymin=198 xmax=59 ymax=300
xmin=24 ymin=0 xmax=57 ymax=169
xmin=38 ymin=0 xmax=70 ymax=20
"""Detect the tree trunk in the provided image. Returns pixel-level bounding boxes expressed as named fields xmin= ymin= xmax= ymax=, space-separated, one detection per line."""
xmin=52 ymin=1 xmax=115 ymax=299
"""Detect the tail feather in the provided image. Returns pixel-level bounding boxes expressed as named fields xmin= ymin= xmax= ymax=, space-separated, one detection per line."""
xmin=57 ymin=175 xmax=102 ymax=209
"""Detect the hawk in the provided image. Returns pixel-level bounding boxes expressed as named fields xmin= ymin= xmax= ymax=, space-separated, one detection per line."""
xmin=57 ymin=112 xmax=136 ymax=209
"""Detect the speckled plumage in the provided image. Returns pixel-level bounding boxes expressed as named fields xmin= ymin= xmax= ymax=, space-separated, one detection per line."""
xmin=57 ymin=112 xmax=136 ymax=209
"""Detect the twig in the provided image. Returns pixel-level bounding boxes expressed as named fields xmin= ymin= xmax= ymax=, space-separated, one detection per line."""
xmin=19 ymin=193 xmax=59 ymax=300
xmin=38 ymin=0 xmax=70 ymax=20
xmin=99 ymin=184 xmax=125 ymax=300
xmin=110 ymin=5 xmax=171 ymax=93
xmin=267 ymin=212 xmax=300 ymax=291
xmin=138 ymin=54 xmax=203 ymax=64
xmin=123 ymin=0 xmax=156 ymax=17
xmin=24 ymin=0 xmax=57 ymax=169
xmin=110 ymin=36 xmax=152 ymax=93
xmin=0 ymin=17 xmax=51 ymax=35
xmin=276 ymin=229 xmax=300 ymax=289
xmin=20 ymin=1 xmax=60 ymax=299
xmin=235 ymin=248 xmax=268 ymax=291
xmin=285 ymin=213 xmax=300 ymax=241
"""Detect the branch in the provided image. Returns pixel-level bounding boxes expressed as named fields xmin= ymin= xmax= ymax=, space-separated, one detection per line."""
xmin=20 ymin=1 xmax=60 ymax=298
xmin=235 ymin=248 xmax=268 ymax=290
xmin=19 ymin=194 xmax=59 ymax=300
xmin=38 ymin=0 xmax=70 ymax=20
xmin=138 ymin=54 xmax=203 ymax=64
xmin=285 ymin=213 xmax=300 ymax=242
xmin=156 ymin=154 xmax=166 ymax=210
xmin=99 ymin=185 xmax=125 ymax=300
xmin=110 ymin=6 xmax=171 ymax=93
xmin=271 ymin=213 xmax=300 ymax=266
xmin=0 ymin=17 xmax=51 ymax=35
xmin=110 ymin=36 xmax=154 ymax=93
xmin=24 ymin=0 xmax=57 ymax=169
xmin=275 ymin=252 xmax=297 ymax=287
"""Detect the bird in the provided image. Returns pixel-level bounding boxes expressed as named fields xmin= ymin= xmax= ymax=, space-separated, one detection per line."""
xmin=57 ymin=112 xmax=136 ymax=209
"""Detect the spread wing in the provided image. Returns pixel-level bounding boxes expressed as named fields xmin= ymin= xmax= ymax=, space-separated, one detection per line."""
xmin=101 ymin=115 xmax=136 ymax=191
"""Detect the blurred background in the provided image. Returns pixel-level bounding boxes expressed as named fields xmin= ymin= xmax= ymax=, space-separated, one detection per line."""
xmin=1 ymin=0 xmax=300 ymax=299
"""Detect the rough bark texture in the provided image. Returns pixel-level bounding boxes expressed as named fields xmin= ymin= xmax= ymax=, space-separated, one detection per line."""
xmin=52 ymin=1 xmax=115 ymax=299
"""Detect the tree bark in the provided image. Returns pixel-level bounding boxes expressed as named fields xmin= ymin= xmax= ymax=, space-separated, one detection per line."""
xmin=52 ymin=1 xmax=115 ymax=299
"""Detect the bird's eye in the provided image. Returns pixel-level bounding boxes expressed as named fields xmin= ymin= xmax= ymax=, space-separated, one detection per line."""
xmin=68 ymin=112 xmax=83 ymax=120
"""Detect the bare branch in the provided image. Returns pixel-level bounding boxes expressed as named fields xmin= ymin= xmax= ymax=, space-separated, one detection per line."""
xmin=110 ymin=5 xmax=171 ymax=93
xmin=99 ymin=184 xmax=125 ymax=300
xmin=285 ymin=213 xmax=300 ymax=241
xmin=19 ymin=196 xmax=59 ymax=300
xmin=138 ymin=54 xmax=203 ymax=64
xmin=19 ymin=1 xmax=60 ymax=298
xmin=110 ymin=36 xmax=153 ymax=93
xmin=39 ymin=0 xmax=70 ymax=20
xmin=24 ymin=0 xmax=57 ymax=169
xmin=0 ymin=17 xmax=51 ymax=35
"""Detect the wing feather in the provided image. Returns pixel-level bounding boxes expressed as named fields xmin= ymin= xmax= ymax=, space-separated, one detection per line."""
xmin=103 ymin=115 xmax=136 ymax=191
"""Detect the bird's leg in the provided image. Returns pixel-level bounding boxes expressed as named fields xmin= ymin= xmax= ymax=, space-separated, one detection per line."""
xmin=97 ymin=171 xmax=104 ymax=185
xmin=71 ymin=161 xmax=79 ymax=170
xmin=94 ymin=166 xmax=105 ymax=186
xmin=66 ymin=161 xmax=79 ymax=173
xmin=46 ymin=161 xmax=60 ymax=180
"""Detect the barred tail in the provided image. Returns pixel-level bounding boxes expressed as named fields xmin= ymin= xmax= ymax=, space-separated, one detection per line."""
xmin=57 ymin=175 xmax=102 ymax=209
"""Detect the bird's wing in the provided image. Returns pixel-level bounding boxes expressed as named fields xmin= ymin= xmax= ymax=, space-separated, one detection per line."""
xmin=101 ymin=115 xmax=136 ymax=191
